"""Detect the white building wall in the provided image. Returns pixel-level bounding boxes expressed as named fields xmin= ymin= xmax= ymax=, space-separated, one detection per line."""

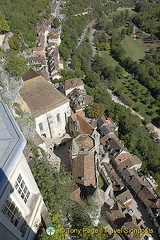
xmin=35 ymin=101 xmax=71 ymax=139
xmin=65 ymin=85 xmax=84 ymax=96
xmin=0 ymin=153 xmax=44 ymax=240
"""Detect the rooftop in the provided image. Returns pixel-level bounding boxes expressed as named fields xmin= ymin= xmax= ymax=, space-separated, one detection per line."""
xmin=75 ymin=134 xmax=94 ymax=153
xmin=73 ymin=151 xmax=96 ymax=186
xmin=101 ymin=134 xmax=126 ymax=157
xmin=63 ymin=78 xmax=84 ymax=91
xmin=20 ymin=69 xmax=69 ymax=118
xmin=115 ymin=152 xmax=142 ymax=170
xmin=0 ymin=101 xmax=26 ymax=192
xmin=71 ymin=111 xmax=94 ymax=135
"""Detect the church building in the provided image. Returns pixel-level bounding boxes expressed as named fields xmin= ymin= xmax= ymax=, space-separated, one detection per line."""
xmin=20 ymin=69 xmax=71 ymax=140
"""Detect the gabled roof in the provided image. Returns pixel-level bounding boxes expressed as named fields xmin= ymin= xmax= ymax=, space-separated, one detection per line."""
xmin=63 ymin=78 xmax=84 ymax=91
xmin=23 ymin=68 xmax=39 ymax=81
xmin=115 ymin=152 xmax=142 ymax=170
xmin=138 ymin=186 xmax=158 ymax=208
xmin=101 ymin=134 xmax=127 ymax=157
xmin=116 ymin=189 xmax=132 ymax=204
xmin=71 ymin=111 xmax=94 ymax=135
xmin=73 ymin=151 xmax=96 ymax=186
xmin=102 ymin=162 xmax=124 ymax=189
xmin=32 ymin=47 xmax=44 ymax=52
xmin=122 ymin=221 xmax=141 ymax=240
xmin=20 ymin=69 xmax=69 ymax=118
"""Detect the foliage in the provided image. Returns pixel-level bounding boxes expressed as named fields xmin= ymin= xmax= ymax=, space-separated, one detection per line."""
xmin=59 ymin=44 xmax=70 ymax=61
xmin=84 ymin=71 xmax=100 ymax=88
xmin=62 ymin=0 xmax=91 ymax=16
xmin=5 ymin=51 xmax=28 ymax=76
xmin=8 ymin=36 xmax=20 ymax=50
xmin=0 ymin=13 xmax=10 ymax=33
xmin=87 ymin=102 xmax=106 ymax=118
xmin=133 ymin=1 xmax=160 ymax=38
xmin=98 ymin=42 xmax=111 ymax=51
xmin=36 ymin=213 xmax=69 ymax=240
xmin=52 ymin=18 xmax=60 ymax=28
xmin=60 ymin=69 xmax=76 ymax=80
xmin=0 ymin=0 xmax=51 ymax=48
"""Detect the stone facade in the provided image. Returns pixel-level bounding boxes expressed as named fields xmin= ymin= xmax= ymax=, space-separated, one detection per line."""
xmin=36 ymin=101 xmax=70 ymax=139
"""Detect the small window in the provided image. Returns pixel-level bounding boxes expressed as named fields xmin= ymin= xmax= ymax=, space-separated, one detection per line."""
xmin=56 ymin=113 xmax=61 ymax=122
xmin=39 ymin=122 xmax=43 ymax=131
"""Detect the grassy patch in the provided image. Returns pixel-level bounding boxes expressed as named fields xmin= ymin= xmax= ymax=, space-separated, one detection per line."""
xmin=99 ymin=51 xmax=119 ymax=68
xmin=122 ymin=35 xmax=146 ymax=62
xmin=110 ymin=9 xmax=136 ymax=18
xmin=98 ymin=174 xmax=108 ymax=191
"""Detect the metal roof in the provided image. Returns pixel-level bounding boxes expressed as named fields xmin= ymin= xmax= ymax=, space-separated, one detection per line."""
xmin=0 ymin=101 xmax=26 ymax=193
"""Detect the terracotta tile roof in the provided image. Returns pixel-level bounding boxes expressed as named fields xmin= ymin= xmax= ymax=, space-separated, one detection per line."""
xmin=138 ymin=186 xmax=158 ymax=207
xmin=106 ymin=202 xmax=126 ymax=227
xmin=116 ymin=189 xmax=132 ymax=204
xmin=64 ymin=78 xmax=84 ymax=90
xmin=28 ymin=56 xmax=46 ymax=65
xmin=73 ymin=151 xmax=96 ymax=186
xmin=23 ymin=68 xmax=39 ymax=81
xmin=115 ymin=152 xmax=142 ymax=170
xmin=101 ymin=134 xmax=126 ymax=157
xmin=71 ymin=111 xmax=94 ymax=135
xmin=122 ymin=221 xmax=141 ymax=240
xmin=106 ymin=117 xmax=114 ymax=124
xmin=20 ymin=69 xmax=69 ymax=118
xmin=102 ymin=162 xmax=124 ymax=188
xmin=75 ymin=135 xmax=94 ymax=152
xmin=32 ymin=47 xmax=44 ymax=52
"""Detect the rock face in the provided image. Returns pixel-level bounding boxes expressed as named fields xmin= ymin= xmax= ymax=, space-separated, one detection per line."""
xmin=0 ymin=64 xmax=35 ymax=139
xmin=0 ymin=32 xmax=13 ymax=51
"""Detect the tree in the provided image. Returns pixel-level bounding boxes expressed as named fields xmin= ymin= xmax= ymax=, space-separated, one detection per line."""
xmin=115 ymin=65 xmax=124 ymax=79
xmin=0 ymin=13 xmax=10 ymax=33
xmin=87 ymin=103 xmax=106 ymax=118
xmin=98 ymin=42 xmax=111 ymax=51
xmin=58 ymin=44 xmax=70 ymax=61
xmin=75 ymin=68 xmax=85 ymax=78
xmin=84 ymin=71 xmax=100 ymax=88
xmin=8 ymin=36 xmax=20 ymax=50
xmin=5 ymin=51 xmax=28 ymax=76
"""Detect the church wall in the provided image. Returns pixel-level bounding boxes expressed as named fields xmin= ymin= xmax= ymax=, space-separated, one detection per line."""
xmin=35 ymin=101 xmax=71 ymax=139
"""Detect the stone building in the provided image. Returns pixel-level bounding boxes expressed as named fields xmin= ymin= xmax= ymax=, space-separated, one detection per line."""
xmin=20 ymin=69 xmax=71 ymax=140
xmin=0 ymin=101 xmax=45 ymax=240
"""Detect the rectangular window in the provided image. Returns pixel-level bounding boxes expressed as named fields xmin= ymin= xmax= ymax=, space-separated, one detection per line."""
xmin=14 ymin=174 xmax=30 ymax=203
xmin=56 ymin=113 xmax=61 ymax=122
xmin=1 ymin=197 xmax=21 ymax=227
xmin=39 ymin=122 xmax=43 ymax=131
